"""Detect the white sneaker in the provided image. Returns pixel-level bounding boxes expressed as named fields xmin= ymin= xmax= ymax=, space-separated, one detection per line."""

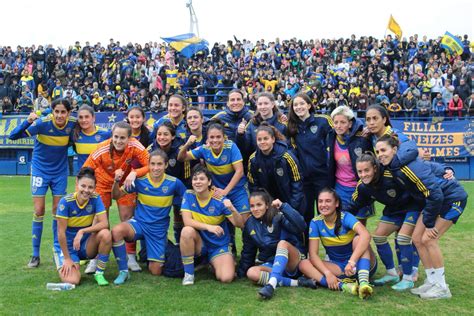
xmin=182 ymin=273 xmax=195 ymax=286
xmin=420 ymin=283 xmax=452 ymax=299
xmin=85 ymin=259 xmax=97 ymax=274
xmin=127 ymin=254 xmax=142 ymax=272
xmin=410 ymin=279 xmax=433 ymax=295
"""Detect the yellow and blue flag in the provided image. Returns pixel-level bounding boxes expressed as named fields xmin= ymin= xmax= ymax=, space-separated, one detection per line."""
xmin=441 ymin=31 xmax=463 ymax=55
xmin=162 ymin=33 xmax=209 ymax=58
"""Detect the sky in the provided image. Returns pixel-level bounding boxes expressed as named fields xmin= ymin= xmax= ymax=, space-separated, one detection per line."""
xmin=2 ymin=0 xmax=473 ymax=47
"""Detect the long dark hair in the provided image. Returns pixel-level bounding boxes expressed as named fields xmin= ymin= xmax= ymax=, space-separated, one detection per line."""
xmin=74 ymin=104 xmax=95 ymax=142
xmin=126 ymin=106 xmax=151 ymax=147
xmin=288 ymin=93 xmax=315 ymax=137
xmin=249 ymin=189 xmax=279 ymax=227
xmin=366 ymin=104 xmax=392 ymax=127
xmin=318 ymin=187 xmax=343 ymax=237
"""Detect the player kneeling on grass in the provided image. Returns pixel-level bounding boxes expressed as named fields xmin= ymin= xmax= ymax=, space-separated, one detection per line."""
xmin=179 ymin=165 xmax=244 ymax=285
xmin=236 ymin=189 xmax=315 ymax=300
xmin=299 ymin=188 xmax=376 ymax=299
xmin=111 ymin=150 xmax=186 ymax=285
xmin=56 ymin=167 xmax=112 ymax=286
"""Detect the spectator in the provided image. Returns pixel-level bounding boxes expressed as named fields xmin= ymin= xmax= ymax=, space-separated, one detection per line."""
xmin=416 ymin=94 xmax=431 ymax=119
xmin=448 ymin=94 xmax=463 ymax=118
xmin=432 ymin=93 xmax=446 ymax=117
xmin=464 ymin=94 xmax=474 ymax=117
xmin=402 ymin=90 xmax=417 ymax=119
xmin=455 ymin=78 xmax=470 ymax=102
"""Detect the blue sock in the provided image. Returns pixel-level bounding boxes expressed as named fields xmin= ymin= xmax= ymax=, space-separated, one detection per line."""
xmin=52 ymin=217 xmax=61 ymax=254
xmin=394 ymin=235 xmax=401 ymax=268
xmin=279 ymin=277 xmax=293 ymax=287
xmin=373 ymin=236 xmax=395 ymax=270
xmin=112 ymin=240 xmax=128 ymax=271
xmin=397 ymin=234 xmax=413 ymax=276
xmin=357 ymin=258 xmax=370 ymax=284
xmin=181 ymin=255 xmax=194 ymax=275
xmin=269 ymin=248 xmax=289 ymax=283
xmin=96 ymin=254 xmax=110 ymax=273
xmin=412 ymin=245 xmax=420 ymax=271
xmin=32 ymin=214 xmax=44 ymax=257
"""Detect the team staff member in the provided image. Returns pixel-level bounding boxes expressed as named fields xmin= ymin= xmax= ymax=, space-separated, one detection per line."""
xmin=179 ymin=166 xmax=244 ymax=285
xmin=111 ymin=150 xmax=186 ymax=284
xmin=376 ymin=135 xmax=468 ymax=300
xmin=83 ymin=121 xmax=149 ymax=272
xmin=327 ymin=106 xmax=373 ymax=224
xmin=9 ymin=98 xmax=77 ymax=268
xmin=236 ymin=92 xmax=287 ymax=160
xmin=299 ymin=188 xmax=376 ymax=299
xmin=152 ymin=94 xmax=188 ymax=140
xmin=56 ymin=168 xmax=112 ymax=286
xmin=73 ymin=105 xmax=111 ymax=169
xmin=247 ymin=123 xmax=305 ymax=215
xmin=211 ymin=89 xmax=253 ymax=144
xmin=287 ymin=93 xmax=333 ymax=224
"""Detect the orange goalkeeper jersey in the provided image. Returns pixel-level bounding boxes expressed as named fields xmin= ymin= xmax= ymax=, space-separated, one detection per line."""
xmin=84 ymin=138 xmax=149 ymax=192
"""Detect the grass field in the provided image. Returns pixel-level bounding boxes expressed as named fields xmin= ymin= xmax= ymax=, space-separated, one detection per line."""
xmin=0 ymin=176 xmax=473 ymax=315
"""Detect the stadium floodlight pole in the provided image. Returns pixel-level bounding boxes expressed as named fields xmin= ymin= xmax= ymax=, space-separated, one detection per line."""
xmin=186 ymin=0 xmax=200 ymax=37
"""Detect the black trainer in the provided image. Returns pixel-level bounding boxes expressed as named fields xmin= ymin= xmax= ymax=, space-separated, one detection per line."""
xmin=258 ymin=284 xmax=275 ymax=299
xmin=27 ymin=256 xmax=40 ymax=268
xmin=298 ymin=276 xmax=318 ymax=289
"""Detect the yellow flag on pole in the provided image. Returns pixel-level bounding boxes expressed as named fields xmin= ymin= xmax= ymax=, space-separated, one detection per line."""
xmin=387 ymin=15 xmax=402 ymax=39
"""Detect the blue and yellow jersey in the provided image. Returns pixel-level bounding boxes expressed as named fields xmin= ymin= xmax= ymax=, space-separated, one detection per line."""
xmin=10 ymin=115 xmax=76 ymax=175
xmin=190 ymin=140 xmax=246 ymax=193
xmin=309 ymin=212 xmax=359 ymax=262
xmin=370 ymin=126 xmax=409 ymax=149
xmin=56 ymin=192 xmax=106 ymax=243
xmin=152 ymin=115 xmax=187 ymax=140
xmin=122 ymin=174 xmax=186 ymax=225
xmin=74 ymin=126 xmax=111 ymax=168
xmin=181 ymin=190 xmax=232 ymax=248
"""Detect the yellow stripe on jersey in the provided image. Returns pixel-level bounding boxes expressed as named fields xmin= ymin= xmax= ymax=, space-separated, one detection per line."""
xmin=283 ymin=153 xmax=301 ymax=181
xmin=138 ymin=193 xmax=173 ymax=208
xmin=400 ymin=166 xmax=429 ymax=197
xmin=75 ymin=142 xmax=100 ymax=155
xmin=66 ymin=214 xmax=95 ymax=227
xmin=383 ymin=170 xmax=393 ymax=178
xmin=320 ymin=231 xmax=356 ymax=246
xmin=37 ymin=134 xmax=69 ymax=146
xmin=352 ymin=181 xmax=362 ymax=200
xmin=207 ymin=163 xmax=234 ymax=175
xmin=181 ymin=209 xmax=227 ymax=225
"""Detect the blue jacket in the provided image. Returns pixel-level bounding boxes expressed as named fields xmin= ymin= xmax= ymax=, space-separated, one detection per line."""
xmin=211 ymin=106 xmax=253 ymax=143
xmin=387 ymin=154 xmax=468 ymax=228
xmin=236 ymin=113 xmax=287 ymax=159
xmin=237 ymin=202 xmax=306 ymax=277
xmin=290 ymin=114 xmax=333 ymax=180
xmin=248 ymin=141 xmax=305 ymax=214
xmin=327 ymin=118 xmax=373 ymax=188
xmin=348 ymin=166 xmax=424 ymax=217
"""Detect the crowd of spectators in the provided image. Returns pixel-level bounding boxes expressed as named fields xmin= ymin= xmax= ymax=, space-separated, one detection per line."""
xmin=0 ymin=34 xmax=473 ymax=117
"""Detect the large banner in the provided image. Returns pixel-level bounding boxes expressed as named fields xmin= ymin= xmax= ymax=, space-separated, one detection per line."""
xmin=392 ymin=119 xmax=474 ymax=158
xmin=1 ymin=113 xmax=473 ymax=158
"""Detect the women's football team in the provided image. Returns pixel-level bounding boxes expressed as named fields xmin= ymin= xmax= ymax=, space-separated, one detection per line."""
xmin=10 ymin=91 xmax=467 ymax=300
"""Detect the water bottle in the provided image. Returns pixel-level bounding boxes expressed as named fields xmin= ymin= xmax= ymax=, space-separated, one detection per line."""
xmin=46 ymin=283 xmax=76 ymax=291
